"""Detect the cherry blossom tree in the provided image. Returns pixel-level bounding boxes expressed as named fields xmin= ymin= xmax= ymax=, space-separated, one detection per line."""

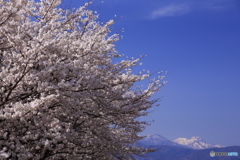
xmin=0 ymin=0 xmax=166 ymax=159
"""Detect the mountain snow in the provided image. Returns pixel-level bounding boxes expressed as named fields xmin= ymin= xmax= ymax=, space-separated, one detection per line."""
xmin=173 ymin=136 xmax=224 ymax=149
xmin=139 ymin=135 xmax=224 ymax=150
xmin=139 ymin=134 xmax=186 ymax=147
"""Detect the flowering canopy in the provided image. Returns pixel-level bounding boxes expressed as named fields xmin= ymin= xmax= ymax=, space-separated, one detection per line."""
xmin=0 ymin=0 xmax=166 ymax=159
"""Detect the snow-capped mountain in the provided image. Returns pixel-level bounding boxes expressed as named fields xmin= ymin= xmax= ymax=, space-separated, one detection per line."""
xmin=139 ymin=134 xmax=224 ymax=150
xmin=138 ymin=134 xmax=186 ymax=148
xmin=136 ymin=134 xmax=237 ymax=160
xmin=173 ymin=136 xmax=224 ymax=149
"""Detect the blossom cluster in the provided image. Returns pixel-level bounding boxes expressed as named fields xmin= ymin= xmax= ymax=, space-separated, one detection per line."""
xmin=0 ymin=0 xmax=166 ymax=159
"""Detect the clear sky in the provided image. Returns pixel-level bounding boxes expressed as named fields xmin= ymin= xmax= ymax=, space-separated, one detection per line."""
xmin=61 ymin=0 xmax=240 ymax=146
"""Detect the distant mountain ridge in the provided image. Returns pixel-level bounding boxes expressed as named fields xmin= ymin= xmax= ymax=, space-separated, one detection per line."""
xmin=139 ymin=134 xmax=224 ymax=150
xmin=136 ymin=145 xmax=240 ymax=160
xmin=173 ymin=136 xmax=224 ymax=149
xmin=138 ymin=134 xmax=185 ymax=148
xmin=136 ymin=134 xmax=240 ymax=160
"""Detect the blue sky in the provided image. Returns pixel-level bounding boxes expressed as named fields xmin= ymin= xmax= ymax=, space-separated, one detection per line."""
xmin=62 ymin=0 xmax=240 ymax=146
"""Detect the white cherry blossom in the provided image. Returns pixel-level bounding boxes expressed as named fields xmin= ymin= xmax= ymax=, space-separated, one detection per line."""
xmin=0 ymin=0 xmax=166 ymax=159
